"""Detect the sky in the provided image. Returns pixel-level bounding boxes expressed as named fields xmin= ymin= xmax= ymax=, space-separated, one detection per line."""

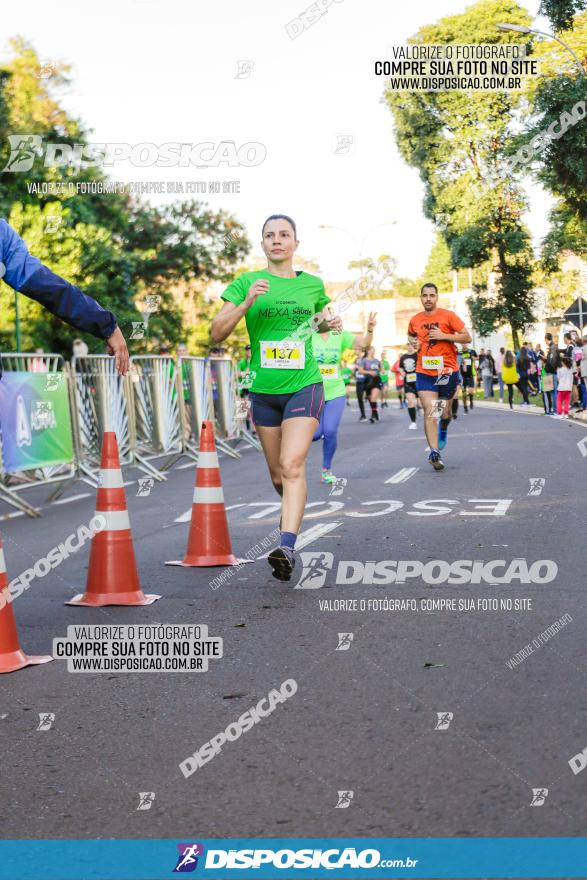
xmin=1 ymin=0 xmax=553 ymax=283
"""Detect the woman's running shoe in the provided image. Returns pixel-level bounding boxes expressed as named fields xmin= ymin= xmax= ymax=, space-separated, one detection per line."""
xmin=321 ymin=468 xmax=336 ymax=484
xmin=428 ymin=450 xmax=445 ymax=471
xmin=268 ymin=547 xmax=296 ymax=582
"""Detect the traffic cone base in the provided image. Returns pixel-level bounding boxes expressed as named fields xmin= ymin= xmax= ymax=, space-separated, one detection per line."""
xmin=0 ymin=648 xmax=53 ymax=675
xmin=67 ymin=590 xmax=160 ymax=607
xmin=165 ymin=555 xmax=253 ymax=568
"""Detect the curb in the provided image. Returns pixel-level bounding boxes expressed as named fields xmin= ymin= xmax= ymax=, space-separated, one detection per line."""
xmin=474 ymin=400 xmax=587 ymax=428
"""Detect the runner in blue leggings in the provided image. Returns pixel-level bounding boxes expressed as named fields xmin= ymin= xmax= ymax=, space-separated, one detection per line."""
xmin=312 ymin=311 xmax=377 ymax=483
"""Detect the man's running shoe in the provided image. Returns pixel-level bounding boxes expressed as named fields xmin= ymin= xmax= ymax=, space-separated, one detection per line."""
xmin=321 ymin=468 xmax=335 ymax=484
xmin=408 ymin=422 xmax=417 ymax=430
xmin=428 ymin=450 xmax=445 ymax=471
xmin=268 ymin=547 xmax=295 ymax=582
xmin=438 ymin=422 xmax=449 ymax=450
xmin=359 ymin=416 xmax=368 ymax=422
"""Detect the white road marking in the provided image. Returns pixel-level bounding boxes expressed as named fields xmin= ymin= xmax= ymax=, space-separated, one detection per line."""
xmin=52 ymin=493 xmax=91 ymax=506
xmin=258 ymin=521 xmax=342 ymax=558
xmin=385 ymin=467 xmax=419 ymax=484
xmin=174 ymin=509 xmax=192 ymax=523
xmin=0 ymin=511 xmax=25 ymax=521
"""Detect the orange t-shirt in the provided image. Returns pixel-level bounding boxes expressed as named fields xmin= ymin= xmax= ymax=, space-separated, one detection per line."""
xmin=407 ymin=308 xmax=465 ymax=375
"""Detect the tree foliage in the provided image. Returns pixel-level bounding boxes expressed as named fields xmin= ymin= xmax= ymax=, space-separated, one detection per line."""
xmin=515 ymin=14 xmax=587 ymax=266
xmin=0 ymin=38 xmax=250 ymax=356
xmin=539 ymin=0 xmax=587 ymax=32
xmin=385 ymin=0 xmax=536 ymax=340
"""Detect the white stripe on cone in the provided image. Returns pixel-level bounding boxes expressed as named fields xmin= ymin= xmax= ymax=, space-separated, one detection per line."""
xmin=193 ymin=487 xmax=224 ymax=504
xmin=197 ymin=452 xmax=219 ymax=468
xmin=99 ymin=469 xmax=124 ymax=489
xmin=95 ymin=509 xmax=131 ymax=531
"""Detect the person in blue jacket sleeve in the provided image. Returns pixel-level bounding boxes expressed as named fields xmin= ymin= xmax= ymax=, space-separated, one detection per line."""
xmin=0 ymin=219 xmax=129 ymax=375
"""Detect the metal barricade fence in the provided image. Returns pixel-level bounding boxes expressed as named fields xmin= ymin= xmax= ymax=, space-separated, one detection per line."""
xmin=209 ymin=357 xmax=241 ymax=458
xmin=210 ymin=356 xmax=261 ymax=454
xmin=0 ymin=353 xmax=75 ymax=516
xmin=71 ymin=354 xmax=136 ymax=483
xmin=129 ymin=356 xmax=183 ymax=474
xmin=0 ymin=352 xmax=260 ymax=516
xmin=177 ymin=357 xmax=213 ymax=460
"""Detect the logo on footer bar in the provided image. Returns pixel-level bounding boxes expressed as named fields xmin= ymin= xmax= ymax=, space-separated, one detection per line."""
xmin=173 ymin=843 xmax=204 ymax=872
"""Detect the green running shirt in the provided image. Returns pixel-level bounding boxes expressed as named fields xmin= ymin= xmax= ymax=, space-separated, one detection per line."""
xmin=221 ymin=270 xmax=330 ymax=394
xmin=312 ymin=330 xmax=356 ymax=401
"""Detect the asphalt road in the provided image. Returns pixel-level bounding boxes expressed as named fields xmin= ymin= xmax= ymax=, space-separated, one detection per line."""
xmin=1 ymin=400 xmax=586 ymax=845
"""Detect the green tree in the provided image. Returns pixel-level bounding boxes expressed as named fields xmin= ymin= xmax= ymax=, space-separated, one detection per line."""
xmin=385 ymin=0 xmax=537 ymax=344
xmin=0 ymin=38 xmax=251 ymax=356
xmin=516 ymin=14 xmax=587 ymax=266
xmin=539 ymin=0 xmax=587 ymax=32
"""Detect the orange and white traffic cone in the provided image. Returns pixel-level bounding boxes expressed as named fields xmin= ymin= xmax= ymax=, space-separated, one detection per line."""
xmin=0 ymin=538 xmax=53 ymax=674
xmin=67 ymin=432 xmax=160 ymax=606
xmin=166 ymin=420 xmax=252 ymax=568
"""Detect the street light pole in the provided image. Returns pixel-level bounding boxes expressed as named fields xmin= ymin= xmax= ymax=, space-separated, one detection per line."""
xmin=496 ymin=22 xmax=587 ymax=81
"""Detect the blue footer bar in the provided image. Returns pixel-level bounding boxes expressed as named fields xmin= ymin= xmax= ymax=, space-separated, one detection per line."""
xmin=1 ymin=838 xmax=586 ymax=880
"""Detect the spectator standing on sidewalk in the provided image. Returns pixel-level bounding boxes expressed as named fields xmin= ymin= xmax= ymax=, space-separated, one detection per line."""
xmin=523 ymin=340 xmax=539 ymax=395
xmin=495 ymin=346 xmax=505 ymax=403
xmin=540 ymin=354 xmax=555 ymax=415
xmin=571 ymin=339 xmax=583 ymax=411
xmin=555 ymin=357 xmax=574 ymax=418
xmin=476 ymin=347 xmax=486 ymax=392
xmin=580 ymin=336 xmax=587 ymax=411
xmin=544 ymin=333 xmax=561 ymax=411
xmin=501 ymin=350 xmax=520 ymax=409
xmin=516 ymin=346 xmax=531 ymax=405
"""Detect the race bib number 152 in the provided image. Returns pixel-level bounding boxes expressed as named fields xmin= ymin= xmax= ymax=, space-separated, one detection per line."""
xmin=422 ymin=355 xmax=444 ymax=371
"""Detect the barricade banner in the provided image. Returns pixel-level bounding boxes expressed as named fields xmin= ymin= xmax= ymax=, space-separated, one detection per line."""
xmin=0 ymin=372 xmax=74 ymax=473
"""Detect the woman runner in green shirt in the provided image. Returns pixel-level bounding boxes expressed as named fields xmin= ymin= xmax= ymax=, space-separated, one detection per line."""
xmin=312 ymin=312 xmax=376 ymax=484
xmin=211 ymin=215 xmax=342 ymax=582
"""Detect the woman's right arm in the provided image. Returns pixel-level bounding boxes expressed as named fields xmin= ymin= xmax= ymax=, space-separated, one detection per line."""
xmin=211 ymin=279 xmax=269 ymax=343
xmin=211 ymin=301 xmax=249 ymax=343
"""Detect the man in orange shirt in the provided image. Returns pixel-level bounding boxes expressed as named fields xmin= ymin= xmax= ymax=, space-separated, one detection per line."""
xmin=407 ymin=283 xmax=472 ymax=470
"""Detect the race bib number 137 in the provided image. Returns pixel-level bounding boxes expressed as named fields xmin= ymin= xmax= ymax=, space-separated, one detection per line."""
xmin=261 ymin=340 xmax=305 ymax=369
